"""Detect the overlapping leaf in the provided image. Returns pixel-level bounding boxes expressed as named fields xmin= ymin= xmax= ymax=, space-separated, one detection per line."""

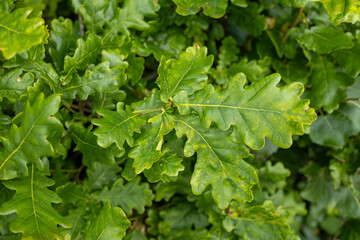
xmin=91 ymin=177 xmax=154 ymax=214
xmin=298 ymin=26 xmax=354 ymax=54
xmin=308 ymin=54 xmax=354 ymax=112
xmin=333 ymin=33 xmax=360 ymax=77
xmin=156 ymin=45 xmax=213 ymax=102
xmin=277 ymin=0 xmax=308 ymax=7
xmin=77 ymin=0 xmax=110 ymax=33
xmin=84 ymin=202 xmax=130 ymax=240
xmin=172 ymin=114 xmax=257 ymax=209
xmin=49 ymin=17 xmax=79 ymax=72
xmin=84 ymin=162 xmax=122 ymax=191
xmin=223 ymin=200 xmax=298 ymax=239
xmin=69 ymin=124 xmax=123 ymax=168
xmin=310 ymin=101 xmax=360 ymax=148
xmin=143 ymin=153 xmax=184 ymax=183
xmin=92 ymin=102 xmax=146 ymax=150
xmin=128 ymin=113 xmax=174 ymax=174
xmin=0 ymin=8 xmax=47 ymax=59
xmin=0 ymin=69 xmax=34 ymax=101
xmin=61 ymin=33 xmax=101 ymax=85
xmin=102 ymin=0 xmax=160 ymax=41
xmin=174 ymin=73 xmax=316 ymax=150
xmin=62 ymin=62 xmax=126 ymax=100
xmin=172 ymin=0 xmax=228 ymax=18
xmin=0 ymin=94 xmax=61 ymax=180
xmin=317 ymin=0 xmax=360 ymax=25
xmin=0 ymin=164 xmax=71 ymax=240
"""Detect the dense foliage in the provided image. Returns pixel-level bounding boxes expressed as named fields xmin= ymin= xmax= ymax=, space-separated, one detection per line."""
xmin=0 ymin=0 xmax=359 ymax=239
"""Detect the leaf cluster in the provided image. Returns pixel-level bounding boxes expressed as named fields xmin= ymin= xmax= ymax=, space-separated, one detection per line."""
xmin=0 ymin=0 xmax=360 ymax=239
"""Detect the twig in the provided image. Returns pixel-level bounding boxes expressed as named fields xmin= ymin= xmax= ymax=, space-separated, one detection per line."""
xmin=345 ymin=98 xmax=359 ymax=101
xmin=282 ymin=8 xmax=304 ymax=43
xmin=74 ymin=164 xmax=85 ymax=183
xmin=145 ymin=72 xmax=158 ymax=82
xmin=78 ymin=14 xmax=85 ymax=37
xmin=333 ymin=217 xmax=346 ymax=240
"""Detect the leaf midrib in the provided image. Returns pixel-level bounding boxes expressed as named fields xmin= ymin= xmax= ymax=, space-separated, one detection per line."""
xmin=0 ymin=106 xmax=47 ymax=171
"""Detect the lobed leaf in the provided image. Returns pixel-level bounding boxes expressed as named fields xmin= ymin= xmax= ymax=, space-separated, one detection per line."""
xmin=0 ymin=69 xmax=34 ymax=101
xmin=156 ymin=45 xmax=213 ymax=102
xmin=62 ymin=62 xmax=126 ymax=100
xmin=69 ymin=123 xmax=123 ymax=168
xmin=62 ymin=33 xmax=101 ymax=85
xmin=223 ymin=200 xmax=298 ymax=239
xmin=174 ymin=73 xmax=316 ymax=150
xmin=128 ymin=113 xmax=174 ymax=174
xmin=298 ymin=26 xmax=354 ymax=54
xmin=0 ymin=93 xmax=61 ymax=180
xmin=84 ymin=202 xmax=130 ymax=240
xmin=49 ymin=17 xmax=80 ymax=72
xmin=92 ymin=102 xmax=146 ymax=150
xmin=172 ymin=114 xmax=257 ymax=209
xmin=91 ymin=177 xmax=154 ymax=214
xmin=0 ymin=8 xmax=47 ymax=59
xmin=0 ymin=163 xmax=71 ymax=240
xmin=102 ymin=0 xmax=160 ymax=41
xmin=316 ymin=0 xmax=360 ymax=26
xmin=310 ymin=101 xmax=360 ymax=148
xmin=308 ymin=54 xmax=354 ymax=113
xmin=172 ymin=0 xmax=228 ymax=18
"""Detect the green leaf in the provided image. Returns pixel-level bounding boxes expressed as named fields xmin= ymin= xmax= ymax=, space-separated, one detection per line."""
xmin=340 ymin=219 xmax=360 ymax=239
xmin=49 ymin=17 xmax=79 ymax=72
xmin=172 ymin=0 xmax=228 ymax=18
xmin=125 ymin=53 xmax=145 ymax=85
xmin=332 ymin=36 xmax=360 ymax=77
xmin=298 ymin=26 xmax=354 ymax=54
xmin=78 ymin=0 xmax=109 ymax=33
xmin=84 ymin=162 xmax=122 ymax=191
xmin=308 ymin=55 xmax=354 ymax=112
xmin=272 ymin=57 xmax=309 ymax=85
xmin=84 ymin=202 xmax=130 ymax=240
xmin=128 ymin=113 xmax=174 ymax=174
xmin=0 ymin=93 xmax=61 ymax=180
xmin=143 ymin=153 xmax=184 ymax=183
xmin=22 ymin=59 xmax=60 ymax=89
xmin=229 ymin=2 xmax=267 ymax=36
xmin=156 ymin=45 xmax=213 ymax=102
xmin=259 ymin=161 xmax=290 ymax=194
xmin=62 ymin=33 xmax=101 ymax=85
xmin=0 ymin=163 xmax=71 ymax=240
xmin=69 ymin=123 xmax=122 ymax=168
xmin=62 ymin=62 xmax=126 ymax=100
xmin=131 ymin=88 xmax=164 ymax=116
xmin=223 ymin=200 xmax=298 ymax=239
xmin=158 ymin=201 xmax=209 ymax=236
xmin=172 ymin=114 xmax=257 ymax=209
xmin=102 ymin=0 xmax=160 ymax=41
xmin=231 ymin=0 xmax=248 ymax=7
xmin=0 ymin=8 xmax=47 ymax=59
xmin=0 ymin=69 xmax=34 ymax=101
xmin=317 ymin=0 xmax=360 ymax=25
xmin=174 ymin=73 xmax=316 ymax=150
xmin=277 ymin=0 xmax=308 ymax=7
xmin=91 ymin=177 xmax=154 ymax=214
xmin=92 ymin=102 xmax=146 ymax=150
xmin=217 ymin=36 xmax=240 ymax=70
xmin=310 ymin=101 xmax=360 ymax=148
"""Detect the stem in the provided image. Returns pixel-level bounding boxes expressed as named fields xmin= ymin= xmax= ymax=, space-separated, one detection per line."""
xmin=133 ymin=106 xmax=164 ymax=115
xmin=78 ymin=14 xmax=85 ymax=37
xmin=333 ymin=217 xmax=346 ymax=240
xmin=74 ymin=164 xmax=85 ymax=183
xmin=282 ymin=8 xmax=304 ymax=43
